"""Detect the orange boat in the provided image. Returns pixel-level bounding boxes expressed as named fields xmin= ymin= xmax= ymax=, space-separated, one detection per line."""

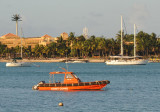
xmin=32 ymin=68 xmax=110 ymax=91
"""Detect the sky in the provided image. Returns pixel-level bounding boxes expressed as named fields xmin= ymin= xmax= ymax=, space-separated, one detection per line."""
xmin=0 ymin=0 xmax=160 ymax=38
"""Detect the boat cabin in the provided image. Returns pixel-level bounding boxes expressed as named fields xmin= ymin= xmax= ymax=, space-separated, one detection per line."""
xmin=49 ymin=70 xmax=81 ymax=84
xmin=12 ymin=59 xmax=17 ymax=63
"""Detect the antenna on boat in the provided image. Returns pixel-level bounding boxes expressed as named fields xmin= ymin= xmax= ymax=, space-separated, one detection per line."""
xmin=66 ymin=62 xmax=69 ymax=71
xmin=65 ymin=53 xmax=69 ymax=71
xmin=61 ymin=67 xmax=68 ymax=72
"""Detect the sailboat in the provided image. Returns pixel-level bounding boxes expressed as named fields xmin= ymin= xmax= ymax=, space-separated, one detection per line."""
xmin=105 ymin=16 xmax=148 ymax=65
xmin=6 ymin=32 xmax=31 ymax=67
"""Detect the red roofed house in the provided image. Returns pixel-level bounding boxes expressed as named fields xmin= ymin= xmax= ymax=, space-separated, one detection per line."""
xmin=39 ymin=34 xmax=55 ymax=46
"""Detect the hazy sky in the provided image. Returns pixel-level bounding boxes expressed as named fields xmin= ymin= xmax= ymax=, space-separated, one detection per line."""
xmin=0 ymin=0 xmax=159 ymax=38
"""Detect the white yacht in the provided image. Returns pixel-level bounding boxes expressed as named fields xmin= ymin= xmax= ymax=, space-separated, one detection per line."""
xmin=105 ymin=16 xmax=148 ymax=65
xmin=105 ymin=56 xmax=148 ymax=65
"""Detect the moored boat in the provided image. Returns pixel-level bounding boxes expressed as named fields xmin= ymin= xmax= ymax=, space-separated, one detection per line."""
xmin=105 ymin=16 xmax=148 ymax=65
xmin=32 ymin=68 xmax=110 ymax=91
xmin=106 ymin=56 xmax=148 ymax=65
xmin=6 ymin=59 xmax=31 ymax=67
xmin=65 ymin=60 xmax=86 ymax=63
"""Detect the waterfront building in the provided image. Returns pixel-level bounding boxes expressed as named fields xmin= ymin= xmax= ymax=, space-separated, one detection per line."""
xmin=0 ymin=32 xmax=68 ymax=48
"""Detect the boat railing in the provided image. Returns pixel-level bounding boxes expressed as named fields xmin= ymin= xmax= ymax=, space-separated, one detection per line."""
xmin=38 ymin=80 xmax=110 ymax=87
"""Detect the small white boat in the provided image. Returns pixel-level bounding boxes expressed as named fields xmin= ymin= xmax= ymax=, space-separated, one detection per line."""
xmin=6 ymin=59 xmax=31 ymax=67
xmin=65 ymin=60 xmax=86 ymax=63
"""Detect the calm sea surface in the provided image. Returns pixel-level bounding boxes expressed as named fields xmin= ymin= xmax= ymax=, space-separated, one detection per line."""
xmin=0 ymin=62 xmax=160 ymax=112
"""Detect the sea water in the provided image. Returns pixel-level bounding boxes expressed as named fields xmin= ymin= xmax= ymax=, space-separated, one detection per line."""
xmin=0 ymin=62 xmax=160 ymax=112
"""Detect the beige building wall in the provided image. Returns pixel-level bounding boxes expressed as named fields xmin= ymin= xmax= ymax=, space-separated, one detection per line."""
xmin=0 ymin=33 xmax=59 ymax=48
xmin=61 ymin=32 xmax=68 ymax=40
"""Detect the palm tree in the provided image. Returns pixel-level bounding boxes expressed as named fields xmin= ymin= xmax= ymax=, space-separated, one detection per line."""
xmin=156 ymin=38 xmax=160 ymax=56
xmin=149 ymin=33 xmax=157 ymax=55
xmin=96 ymin=37 xmax=106 ymax=57
xmin=66 ymin=32 xmax=75 ymax=56
xmin=136 ymin=31 xmax=150 ymax=56
xmin=75 ymin=35 xmax=86 ymax=57
xmin=32 ymin=45 xmax=44 ymax=58
xmin=106 ymin=38 xmax=116 ymax=56
xmin=0 ymin=42 xmax=7 ymax=58
xmin=48 ymin=42 xmax=57 ymax=58
xmin=70 ymin=39 xmax=77 ymax=57
xmin=56 ymin=37 xmax=68 ymax=57
xmin=83 ymin=40 xmax=91 ymax=57
xmin=12 ymin=14 xmax=22 ymax=36
xmin=88 ymin=35 xmax=96 ymax=57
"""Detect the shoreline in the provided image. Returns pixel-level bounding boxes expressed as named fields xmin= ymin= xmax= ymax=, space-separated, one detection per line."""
xmin=1 ymin=58 xmax=158 ymax=63
xmin=0 ymin=58 xmax=106 ymax=63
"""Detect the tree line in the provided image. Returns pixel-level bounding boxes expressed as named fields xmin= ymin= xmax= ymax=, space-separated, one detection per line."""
xmin=0 ymin=31 xmax=160 ymax=59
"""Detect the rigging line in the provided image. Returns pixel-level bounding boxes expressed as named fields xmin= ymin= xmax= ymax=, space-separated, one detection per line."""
xmin=20 ymin=26 xmax=25 ymax=37
xmin=21 ymin=27 xmax=24 ymax=37
xmin=66 ymin=62 xmax=69 ymax=71
xmin=122 ymin=18 xmax=128 ymax=35
xmin=135 ymin=25 xmax=139 ymax=34
xmin=56 ymin=63 xmax=62 ymax=70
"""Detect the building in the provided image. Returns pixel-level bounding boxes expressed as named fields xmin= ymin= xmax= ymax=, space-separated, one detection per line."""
xmin=0 ymin=32 xmax=69 ymax=48
xmin=39 ymin=34 xmax=56 ymax=46
xmin=0 ymin=33 xmax=56 ymax=48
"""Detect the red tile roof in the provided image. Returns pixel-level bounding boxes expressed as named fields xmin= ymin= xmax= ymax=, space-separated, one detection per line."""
xmin=1 ymin=33 xmax=20 ymax=39
xmin=42 ymin=34 xmax=52 ymax=38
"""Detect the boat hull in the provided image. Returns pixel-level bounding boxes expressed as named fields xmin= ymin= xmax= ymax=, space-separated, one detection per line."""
xmin=105 ymin=59 xmax=148 ymax=65
xmin=39 ymin=84 xmax=107 ymax=91
xmin=6 ymin=62 xmax=31 ymax=67
xmin=34 ymin=80 xmax=110 ymax=91
xmin=65 ymin=61 xmax=86 ymax=63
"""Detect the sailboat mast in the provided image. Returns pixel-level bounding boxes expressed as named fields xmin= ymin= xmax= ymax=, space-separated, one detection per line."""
xmin=121 ymin=16 xmax=123 ymax=56
xmin=21 ymin=39 xmax=22 ymax=58
xmin=134 ymin=24 xmax=136 ymax=59
xmin=20 ymin=28 xmax=23 ymax=58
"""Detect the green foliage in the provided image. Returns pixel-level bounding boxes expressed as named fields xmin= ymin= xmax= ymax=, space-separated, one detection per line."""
xmin=1 ymin=31 xmax=160 ymax=59
xmin=12 ymin=14 xmax=22 ymax=21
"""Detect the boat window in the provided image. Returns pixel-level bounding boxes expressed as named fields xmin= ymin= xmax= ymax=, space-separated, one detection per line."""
xmin=12 ymin=59 xmax=17 ymax=63
xmin=66 ymin=74 xmax=74 ymax=78
xmin=73 ymin=74 xmax=78 ymax=78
